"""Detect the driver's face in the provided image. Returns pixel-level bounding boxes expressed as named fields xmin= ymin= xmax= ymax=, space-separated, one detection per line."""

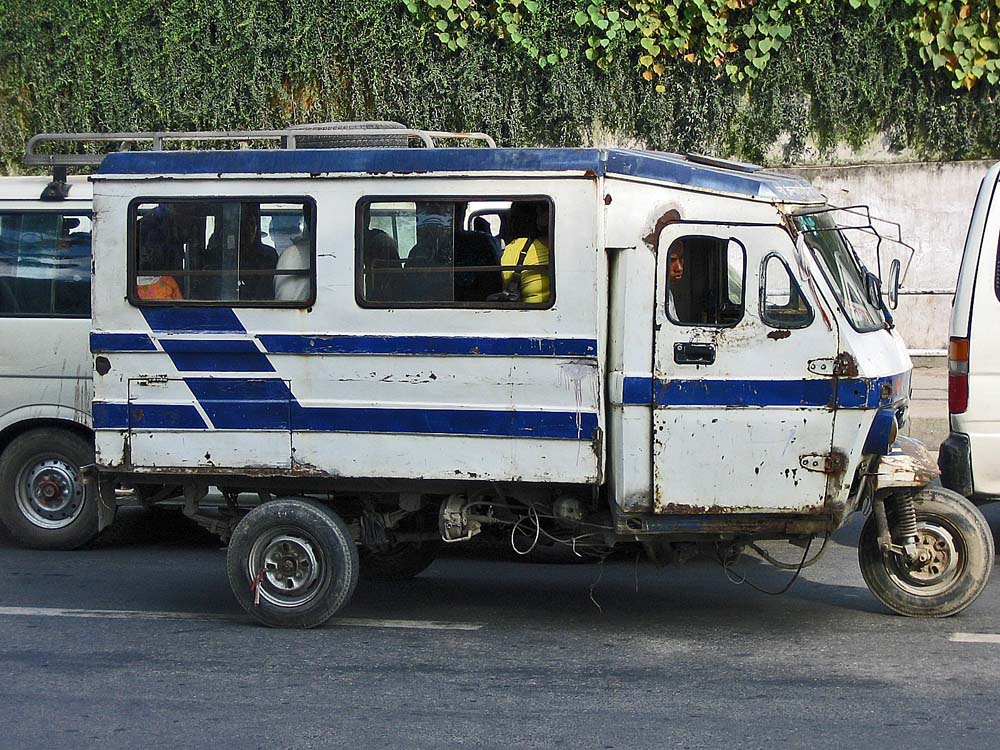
xmin=669 ymin=245 xmax=685 ymax=283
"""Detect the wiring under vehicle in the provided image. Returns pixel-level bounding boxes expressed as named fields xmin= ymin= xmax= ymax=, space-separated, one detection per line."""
xmin=717 ymin=535 xmax=823 ymax=596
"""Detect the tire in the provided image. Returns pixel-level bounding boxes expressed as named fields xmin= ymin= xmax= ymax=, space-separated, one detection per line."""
xmin=360 ymin=541 xmax=440 ymax=580
xmin=227 ymin=498 xmax=359 ymax=629
xmin=0 ymin=428 xmax=99 ymax=550
xmin=859 ymin=487 xmax=994 ymax=617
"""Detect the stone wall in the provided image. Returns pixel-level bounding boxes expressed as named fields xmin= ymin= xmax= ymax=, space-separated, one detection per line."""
xmin=782 ymin=160 xmax=996 ymax=352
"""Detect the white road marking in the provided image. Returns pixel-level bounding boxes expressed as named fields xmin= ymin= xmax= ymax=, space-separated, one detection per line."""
xmin=949 ymin=633 xmax=1000 ymax=644
xmin=0 ymin=606 xmax=483 ymax=631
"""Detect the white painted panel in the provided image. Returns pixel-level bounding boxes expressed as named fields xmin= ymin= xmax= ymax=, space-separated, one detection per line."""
xmin=292 ymin=432 xmax=599 ymax=483
xmin=0 ymin=318 xmax=92 ymax=427
xmin=129 ymin=432 xmax=292 ymax=469
xmin=653 ymin=408 xmax=832 ymax=511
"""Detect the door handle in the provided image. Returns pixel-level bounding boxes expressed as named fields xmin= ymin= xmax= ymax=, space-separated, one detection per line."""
xmin=674 ymin=342 xmax=716 ymax=365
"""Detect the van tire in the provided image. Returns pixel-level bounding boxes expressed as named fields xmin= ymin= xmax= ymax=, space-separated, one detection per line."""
xmin=360 ymin=541 xmax=440 ymax=580
xmin=858 ymin=487 xmax=994 ymax=617
xmin=0 ymin=428 xmax=99 ymax=550
xmin=227 ymin=498 xmax=358 ymax=629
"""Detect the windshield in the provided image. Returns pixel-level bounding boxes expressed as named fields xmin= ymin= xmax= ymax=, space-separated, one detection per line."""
xmin=794 ymin=211 xmax=885 ymax=333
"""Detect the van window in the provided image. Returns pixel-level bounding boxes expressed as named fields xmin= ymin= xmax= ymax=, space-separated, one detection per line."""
xmin=761 ymin=254 xmax=813 ymax=328
xmin=664 ymin=235 xmax=745 ymax=327
xmin=357 ymin=199 xmax=553 ymax=308
xmin=128 ymin=199 xmax=314 ymax=306
xmin=0 ymin=212 xmax=91 ymax=317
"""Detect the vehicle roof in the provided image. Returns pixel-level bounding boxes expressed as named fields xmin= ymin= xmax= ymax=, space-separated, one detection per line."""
xmin=0 ymin=175 xmax=92 ymax=202
xmin=94 ymin=147 xmax=825 ymax=205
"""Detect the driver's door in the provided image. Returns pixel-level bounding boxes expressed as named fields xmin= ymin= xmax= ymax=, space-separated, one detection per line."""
xmin=652 ymin=223 xmax=840 ymax=513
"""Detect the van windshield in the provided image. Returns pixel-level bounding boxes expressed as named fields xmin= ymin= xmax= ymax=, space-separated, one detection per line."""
xmin=794 ymin=212 xmax=885 ymax=333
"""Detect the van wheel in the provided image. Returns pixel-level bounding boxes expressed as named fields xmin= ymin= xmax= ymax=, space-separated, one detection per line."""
xmin=360 ymin=541 xmax=440 ymax=580
xmin=0 ymin=428 xmax=99 ymax=550
xmin=858 ymin=487 xmax=994 ymax=617
xmin=227 ymin=498 xmax=359 ymax=629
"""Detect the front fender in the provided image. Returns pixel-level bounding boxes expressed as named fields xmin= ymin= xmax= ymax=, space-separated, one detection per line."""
xmin=875 ymin=436 xmax=939 ymax=491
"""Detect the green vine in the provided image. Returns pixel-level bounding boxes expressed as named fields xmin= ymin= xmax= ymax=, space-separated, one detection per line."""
xmin=573 ymin=1 xmax=813 ymax=88
xmin=905 ymin=1 xmax=1000 ymax=88
xmin=403 ymin=0 xmax=569 ymax=67
xmin=2 ymin=0 xmax=999 ymax=171
xmin=403 ymin=0 xmax=1000 ymax=90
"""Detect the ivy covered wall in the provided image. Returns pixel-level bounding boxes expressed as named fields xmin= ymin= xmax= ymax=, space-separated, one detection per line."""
xmin=0 ymin=0 xmax=998 ymax=172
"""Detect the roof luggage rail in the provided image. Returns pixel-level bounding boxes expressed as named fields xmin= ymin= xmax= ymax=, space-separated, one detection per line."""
xmin=24 ymin=121 xmax=497 ymax=168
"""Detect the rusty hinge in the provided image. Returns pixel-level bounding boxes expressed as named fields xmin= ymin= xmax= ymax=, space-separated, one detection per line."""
xmin=807 ymin=353 xmax=859 ymax=378
xmin=799 ymin=451 xmax=847 ymax=473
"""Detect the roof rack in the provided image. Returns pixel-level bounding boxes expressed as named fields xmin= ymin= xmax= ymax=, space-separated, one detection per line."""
xmin=24 ymin=121 xmax=497 ymax=168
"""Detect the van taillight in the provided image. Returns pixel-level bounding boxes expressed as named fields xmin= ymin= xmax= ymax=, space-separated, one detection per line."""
xmin=949 ymin=337 xmax=970 ymax=414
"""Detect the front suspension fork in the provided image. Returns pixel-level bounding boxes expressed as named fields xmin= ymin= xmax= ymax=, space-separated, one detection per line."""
xmin=872 ymin=492 xmax=920 ymax=561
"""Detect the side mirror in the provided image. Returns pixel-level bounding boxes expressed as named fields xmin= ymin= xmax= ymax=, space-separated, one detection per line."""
xmin=887 ymin=258 xmax=901 ymax=310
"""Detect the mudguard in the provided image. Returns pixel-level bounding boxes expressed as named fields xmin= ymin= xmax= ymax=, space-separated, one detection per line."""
xmin=875 ymin=436 xmax=940 ymax=490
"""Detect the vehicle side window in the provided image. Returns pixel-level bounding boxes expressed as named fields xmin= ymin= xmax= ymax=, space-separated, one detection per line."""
xmin=128 ymin=199 xmax=314 ymax=307
xmin=0 ymin=211 xmax=91 ymax=317
xmin=664 ymin=235 xmax=745 ymax=327
xmin=761 ymin=254 xmax=813 ymax=329
xmin=357 ymin=198 xmax=553 ymax=308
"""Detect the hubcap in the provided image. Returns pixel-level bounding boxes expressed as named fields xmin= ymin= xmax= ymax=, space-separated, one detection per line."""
xmin=15 ymin=457 xmax=86 ymax=529
xmin=888 ymin=521 xmax=961 ymax=596
xmin=248 ymin=532 xmax=324 ymax=608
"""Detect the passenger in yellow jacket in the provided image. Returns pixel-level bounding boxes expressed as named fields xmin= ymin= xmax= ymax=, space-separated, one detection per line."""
xmin=500 ymin=201 xmax=551 ymax=304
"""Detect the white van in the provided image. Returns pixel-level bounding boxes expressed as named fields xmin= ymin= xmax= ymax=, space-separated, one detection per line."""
xmin=29 ymin=126 xmax=993 ymax=628
xmin=0 ymin=175 xmax=98 ymax=549
xmin=941 ymin=162 xmax=1000 ymax=501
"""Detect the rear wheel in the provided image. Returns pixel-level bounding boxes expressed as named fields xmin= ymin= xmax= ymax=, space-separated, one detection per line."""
xmin=0 ymin=428 xmax=99 ymax=550
xmin=227 ymin=498 xmax=359 ymax=629
xmin=859 ymin=487 xmax=993 ymax=617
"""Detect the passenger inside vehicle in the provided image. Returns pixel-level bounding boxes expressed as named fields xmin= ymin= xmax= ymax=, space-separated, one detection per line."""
xmin=497 ymin=201 xmax=550 ymax=304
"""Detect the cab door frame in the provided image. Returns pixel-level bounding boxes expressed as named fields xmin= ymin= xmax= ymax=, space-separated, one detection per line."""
xmin=651 ymin=221 xmax=841 ymax=514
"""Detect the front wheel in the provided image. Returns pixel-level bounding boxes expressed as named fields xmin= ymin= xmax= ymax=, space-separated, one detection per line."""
xmin=859 ymin=487 xmax=994 ymax=617
xmin=227 ymin=498 xmax=359 ymax=629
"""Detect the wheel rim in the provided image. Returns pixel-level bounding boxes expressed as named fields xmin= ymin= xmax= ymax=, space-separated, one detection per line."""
xmin=15 ymin=456 xmax=86 ymax=530
xmin=247 ymin=529 xmax=328 ymax=608
xmin=885 ymin=517 xmax=964 ymax=597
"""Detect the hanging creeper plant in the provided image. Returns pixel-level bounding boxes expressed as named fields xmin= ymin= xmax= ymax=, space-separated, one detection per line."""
xmin=403 ymin=0 xmax=999 ymax=91
xmin=402 ymin=0 xmax=569 ymax=67
xmin=574 ymin=1 xmax=816 ymax=88
xmin=904 ymin=1 xmax=1000 ymax=89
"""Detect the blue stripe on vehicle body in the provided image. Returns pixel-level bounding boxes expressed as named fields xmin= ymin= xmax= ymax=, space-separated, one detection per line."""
xmin=621 ymin=375 xmax=902 ymax=409
xmin=186 ymin=378 xmax=291 ymax=429
xmin=96 ymin=383 xmax=598 ymax=440
xmin=185 ymin=377 xmax=596 ymax=439
xmin=257 ymin=334 xmax=598 ymax=358
xmin=140 ymin=308 xmax=246 ymax=334
xmin=90 ymin=333 xmax=156 ymax=353
xmin=97 ymin=148 xmax=821 ymax=203
xmin=159 ymin=339 xmax=275 ymax=373
xmin=91 ymin=331 xmax=598 ymax=358
xmin=92 ymin=402 xmax=129 ymax=429
xmin=92 ymin=402 xmax=207 ymax=430
xmin=288 ymin=404 xmax=597 ymax=440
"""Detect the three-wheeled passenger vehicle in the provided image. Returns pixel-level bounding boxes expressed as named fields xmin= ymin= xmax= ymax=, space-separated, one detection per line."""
xmin=27 ymin=125 xmax=993 ymax=627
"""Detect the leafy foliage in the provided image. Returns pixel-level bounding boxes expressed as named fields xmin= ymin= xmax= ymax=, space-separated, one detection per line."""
xmin=0 ymin=0 xmax=998 ymax=173
xmin=904 ymin=1 xmax=1000 ymax=89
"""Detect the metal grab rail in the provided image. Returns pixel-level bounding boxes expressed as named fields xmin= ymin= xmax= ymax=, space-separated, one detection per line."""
xmin=24 ymin=124 xmax=497 ymax=167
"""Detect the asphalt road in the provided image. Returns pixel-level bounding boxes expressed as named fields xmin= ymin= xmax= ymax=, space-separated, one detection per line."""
xmin=1 ymin=505 xmax=999 ymax=750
